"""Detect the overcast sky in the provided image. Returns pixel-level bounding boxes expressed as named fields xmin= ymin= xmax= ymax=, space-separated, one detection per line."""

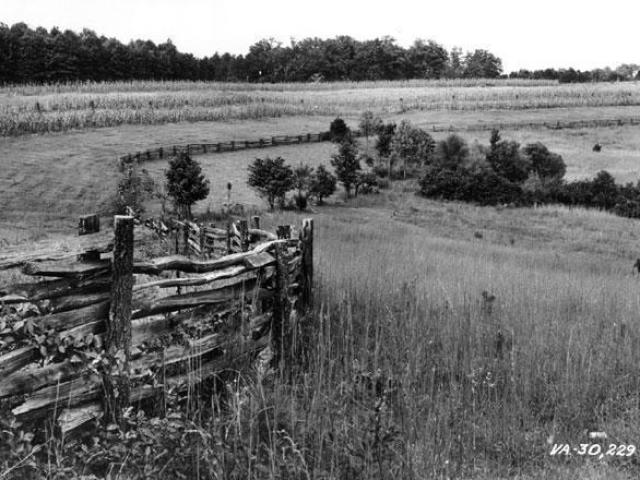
xmin=3 ymin=0 xmax=639 ymax=73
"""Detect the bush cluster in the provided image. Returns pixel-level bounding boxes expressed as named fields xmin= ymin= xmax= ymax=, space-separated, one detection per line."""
xmin=418 ymin=130 xmax=640 ymax=219
xmin=247 ymin=156 xmax=337 ymax=210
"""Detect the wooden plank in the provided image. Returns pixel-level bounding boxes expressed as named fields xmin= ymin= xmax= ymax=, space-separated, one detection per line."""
xmin=134 ymin=265 xmax=246 ymax=290
xmin=0 ymin=275 xmax=111 ymax=303
xmin=39 ymin=300 xmax=110 ymax=332
xmin=22 ymin=259 xmax=111 ymax=278
xmin=12 ymin=373 xmax=101 ymax=418
xmin=58 ymin=403 xmax=102 ymax=434
xmin=131 ymin=280 xmax=268 ymax=319
xmin=0 ymin=347 xmax=38 ymax=378
xmin=132 ymin=240 xmax=285 ymax=275
xmin=0 ymin=360 xmax=85 ymax=398
xmin=243 ymin=251 xmax=276 ymax=269
xmin=37 ymin=291 xmax=110 ymax=315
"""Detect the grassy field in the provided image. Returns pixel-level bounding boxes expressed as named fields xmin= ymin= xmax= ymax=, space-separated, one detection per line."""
xmin=3 ymin=79 xmax=640 ymax=477
xmin=2 ymin=109 xmax=640 ymax=244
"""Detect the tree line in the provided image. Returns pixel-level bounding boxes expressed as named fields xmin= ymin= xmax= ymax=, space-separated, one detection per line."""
xmin=0 ymin=22 xmax=504 ymax=83
xmin=508 ymin=65 xmax=640 ymax=83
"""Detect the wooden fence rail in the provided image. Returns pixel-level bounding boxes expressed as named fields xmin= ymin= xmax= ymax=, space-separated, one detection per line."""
xmin=0 ymin=215 xmax=313 ymax=435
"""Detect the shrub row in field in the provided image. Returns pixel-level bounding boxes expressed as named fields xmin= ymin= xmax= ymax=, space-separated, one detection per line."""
xmin=416 ymin=128 xmax=640 ymax=219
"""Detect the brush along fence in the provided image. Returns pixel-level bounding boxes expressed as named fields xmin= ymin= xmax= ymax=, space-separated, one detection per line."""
xmin=0 ymin=214 xmax=313 ymax=435
xmin=137 ymin=213 xmax=279 ymax=258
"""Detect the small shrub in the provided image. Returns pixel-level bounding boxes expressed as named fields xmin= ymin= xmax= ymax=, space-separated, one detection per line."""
xmin=309 ymin=164 xmax=337 ymax=205
xmin=486 ymin=139 xmax=531 ymax=184
xmin=165 ymin=152 xmax=210 ymax=219
xmin=331 ymin=138 xmax=361 ymax=197
xmin=293 ymin=192 xmax=308 ymax=210
xmin=355 ymin=171 xmax=380 ymax=195
xmin=522 ymin=142 xmax=566 ymax=180
xmin=390 ymin=120 xmax=436 ymax=179
xmin=433 ymin=134 xmax=470 ymax=170
xmin=329 ymin=117 xmax=351 ymax=143
xmin=247 ymin=156 xmax=294 ymax=210
xmin=109 ymin=166 xmax=155 ymax=216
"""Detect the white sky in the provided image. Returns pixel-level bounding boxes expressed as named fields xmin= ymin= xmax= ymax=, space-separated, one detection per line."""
xmin=2 ymin=0 xmax=640 ymax=73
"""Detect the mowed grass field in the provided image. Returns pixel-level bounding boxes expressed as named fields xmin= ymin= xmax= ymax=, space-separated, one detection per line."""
xmin=2 ymin=104 xmax=640 ymax=242
xmin=3 ymin=81 xmax=640 ymax=477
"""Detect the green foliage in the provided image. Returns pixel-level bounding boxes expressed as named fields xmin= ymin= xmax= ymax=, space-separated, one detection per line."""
xmin=463 ymin=49 xmax=503 ymax=78
xmin=247 ymin=156 xmax=294 ymax=210
xmin=109 ymin=166 xmax=155 ymax=216
xmin=293 ymin=162 xmax=313 ymax=195
xmin=331 ymin=138 xmax=361 ymax=197
xmin=522 ymin=142 xmax=566 ymax=180
xmin=309 ymin=164 xmax=337 ymax=204
xmin=390 ymin=121 xmax=435 ymax=178
xmin=165 ymin=152 xmax=210 ymax=219
xmin=486 ymin=139 xmax=531 ymax=183
xmin=433 ymin=134 xmax=470 ymax=170
xmin=374 ymin=121 xmax=397 ymax=158
xmin=329 ymin=117 xmax=351 ymax=143
xmin=355 ymin=171 xmax=381 ymax=195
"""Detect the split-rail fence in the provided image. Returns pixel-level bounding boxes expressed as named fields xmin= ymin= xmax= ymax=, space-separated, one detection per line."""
xmin=0 ymin=214 xmax=313 ymax=434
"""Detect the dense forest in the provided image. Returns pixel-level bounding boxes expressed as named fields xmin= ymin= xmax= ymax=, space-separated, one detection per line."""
xmin=0 ymin=22 xmax=637 ymax=84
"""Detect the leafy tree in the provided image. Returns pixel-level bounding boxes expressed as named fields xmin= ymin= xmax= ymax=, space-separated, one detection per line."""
xmin=292 ymin=163 xmax=313 ymax=209
xmin=390 ymin=121 xmax=435 ymax=179
xmin=329 ymin=117 xmax=351 ymax=143
xmin=293 ymin=163 xmax=313 ymax=196
xmin=590 ymin=170 xmax=619 ymax=209
xmin=358 ymin=111 xmax=383 ymax=153
xmin=446 ymin=47 xmax=464 ymax=78
xmin=522 ymin=142 xmax=566 ymax=180
xmin=309 ymin=165 xmax=337 ymax=204
xmin=486 ymin=139 xmax=531 ymax=183
xmin=406 ymin=39 xmax=449 ymax=78
xmin=374 ymin=122 xmax=397 ymax=159
xmin=247 ymin=156 xmax=294 ymax=210
xmin=165 ymin=153 xmax=210 ymax=219
xmin=331 ymin=138 xmax=361 ymax=197
xmin=433 ymin=134 xmax=469 ymax=170
xmin=463 ymin=49 xmax=503 ymax=78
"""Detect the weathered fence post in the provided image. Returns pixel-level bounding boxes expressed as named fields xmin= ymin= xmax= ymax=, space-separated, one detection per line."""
xmin=182 ymin=223 xmax=190 ymax=257
xmin=252 ymin=216 xmax=260 ymax=229
xmin=271 ymin=242 xmax=289 ymax=369
xmin=199 ymin=226 xmax=206 ymax=259
xmin=103 ymin=215 xmax=134 ymax=429
xmin=238 ymin=219 xmax=249 ymax=252
xmin=300 ymin=218 xmax=314 ymax=309
xmin=159 ymin=147 xmax=163 ymax=159
xmin=79 ymin=214 xmax=100 ymax=236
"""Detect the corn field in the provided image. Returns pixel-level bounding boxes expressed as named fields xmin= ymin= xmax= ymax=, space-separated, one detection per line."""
xmin=2 ymin=79 xmax=640 ymax=136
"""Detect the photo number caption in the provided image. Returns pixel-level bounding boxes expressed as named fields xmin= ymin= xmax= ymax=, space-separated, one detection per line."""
xmin=549 ymin=443 xmax=636 ymax=458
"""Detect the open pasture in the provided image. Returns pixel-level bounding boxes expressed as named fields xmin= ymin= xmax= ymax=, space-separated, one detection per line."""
xmin=2 ymin=110 xmax=640 ymax=242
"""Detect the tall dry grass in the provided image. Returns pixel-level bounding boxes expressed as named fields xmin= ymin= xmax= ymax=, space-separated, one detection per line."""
xmin=4 ymin=206 xmax=640 ymax=479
